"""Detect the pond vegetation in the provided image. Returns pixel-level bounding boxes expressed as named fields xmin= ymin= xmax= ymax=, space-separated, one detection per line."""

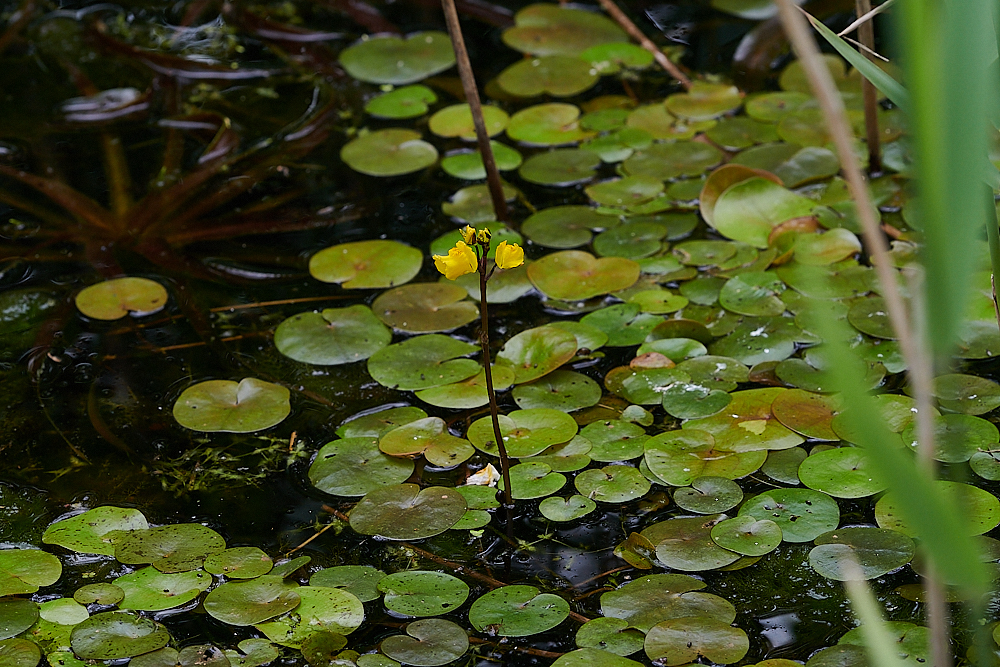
xmin=0 ymin=0 xmax=998 ymax=666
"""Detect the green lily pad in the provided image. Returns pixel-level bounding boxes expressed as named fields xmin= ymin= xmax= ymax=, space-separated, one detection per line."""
xmin=380 ymin=417 xmax=474 ymax=468
xmin=502 ymin=4 xmax=626 ymax=57
xmin=340 ymin=32 xmax=455 ymax=85
xmin=776 ymin=260 xmax=874 ymax=299
xmin=442 ymin=142 xmax=523 ymax=180
xmin=805 ymin=645 xmax=869 ymax=667
xmin=574 ymin=464 xmax=650 ymax=503
xmin=666 ymin=82 xmax=743 ymax=121
xmin=368 ymin=335 xmax=479 ymax=391
xmin=275 ymin=305 xmax=391 ymax=365
xmin=310 ymin=566 xmax=386 ymax=603
xmin=528 ymin=251 xmax=640 ymax=300
xmin=0 ymin=599 xmax=37 ymax=640
xmin=309 ymin=241 xmax=422 ymax=290
xmin=365 ymin=85 xmax=437 ymax=119
xmin=840 ymin=622 xmax=928 ymax=663
xmin=580 ymin=420 xmax=648 ymax=462
xmin=507 ymin=103 xmax=594 ymax=146
xmin=75 ymin=277 xmax=168 ymax=320
xmin=903 ymin=414 xmax=999 ymax=463
xmin=70 ymin=612 xmax=170 ymax=660
xmin=626 ymin=104 xmax=715 ymax=141
xmin=661 ymin=381 xmax=732 ymax=420
xmin=415 ymin=365 xmax=514 ymax=410
xmin=638 ymin=337 xmax=708 ymax=362
xmin=377 ymin=571 xmax=469 ymax=617
xmin=739 ymin=488 xmax=840 ymax=543
xmin=711 ymin=177 xmax=816 ymax=248
xmin=341 ymin=129 xmax=438 ymax=177
xmin=309 ymin=437 xmax=414 ymax=497
xmin=131 ymin=646 xmax=230 ymax=667
xmin=575 ymin=617 xmax=644 ymax=656
xmin=496 ymin=325 xmax=578 ymax=384
xmin=539 ymin=495 xmax=597 ymax=522
xmin=710 ymin=516 xmax=782 ymax=556
xmin=526 ymin=435 xmax=594 ymax=472
xmin=114 ymin=567 xmax=211 ymax=611
xmin=705 ymin=117 xmax=780 ymax=151
xmin=173 ymin=378 xmax=289 ymax=434
xmin=43 ymin=506 xmax=148 ymax=556
xmin=350 ymin=484 xmax=467 ymax=540
xmin=876 ymin=481 xmax=1000 ymax=536
xmin=644 ymin=430 xmax=767 ymax=486
xmin=37 ymin=597 xmax=87 ymax=625
xmin=623 ymin=141 xmax=723 ymax=181
xmin=428 ymin=104 xmax=507 ymax=140
xmin=673 ymin=240 xmax=737 ymax=267
xmin=581 ymin=304 xmax=663 ymax=347
xmin=224 ymin=638 xmax=281 ymax=667
xmin=808 ymin=527 xmax=914 ymax=580
xmin=521 ymin=205 xmax=609 ymax=249
xmin=0 ymin=639 xmax=40 ymax=667
xmin=468 ymin=408 xmax=578 ymax=458
xmin=628 ymin=288 xmax=688 ymax=315
xmin=798 ymin=446 xmax=885 ymax=499
xmin=0 ymin=549 xmax=61 ymax=597
xmin=847 ymin=296 xmax=895 ymax=339
xmin=708 ymin=316 xmax=809 ymax=365
xmin=761 ymin=447 xmax=807 ymax=485
xmin=114 ymin=524 xmax=225 ymax=573
xmin=381 ymin=619 xmax=468 ymax=667
xmin=604 ymin=366 xmax=690 ymax=406
xmin=498 ymin=56 xmax=599 ymax=98
xmin=644 ymin=616 xmax=749 ymax=665
xmin=74 ymin=583 xmax=125 ymax=606
xmin=519 ymin=148 xmax=601 ymax=186
xmin=582 ymin=127 xmax=653 ymax=161
xmin=719 ymin=272 xmax=786 ymax=317
xmin=582 ymin=42 xmax=653 ymax=74
xmin=204 ymin=575 xmax=300 ymax=626
xmin=442 ymin=183 xmax=519 ymax=223
xmin=512 ymin=370 xmax=601 ymax=411
xmin=685 ymin=388 xmax=804 ymax=452
xmin=748 ymin=146 xmax=841 ymax=188
xmin=586 ymin=176 xmax=663 ymax=208
xmin=745 ymin=91 xmax=811 ymax=120
xmin=593 ymin=221 xmax=669 ymax=259
xmin=673 ymin=476 xmax=744 ymax=514
xmin=771 ymin=389 xmax=839 ymax=441
xmin=204 ymin=547 xmax=273 ymax=579
xmin=372 ymin=284 xmax=477 ymax=334
xmin=468 ymin=585 xmax=569 ymax=637
xmin=600 ymin=573 xmax=734 ymax=632
xmin=256 ymin=586 xmax=364 ymax=647
xmin=500 ymin=462 xmax=566 ymax=499
xmin=649 ymin=515 xmax=741 ymax=571
xmin=933 ymin=373 xmax=1000 ymax=415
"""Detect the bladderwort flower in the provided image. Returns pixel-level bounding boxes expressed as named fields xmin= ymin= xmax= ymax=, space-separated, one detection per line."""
xmin=432 ymin=241 xmax=478 ymax=280
xmin=494 ymin=240 xmax=524 ymax=270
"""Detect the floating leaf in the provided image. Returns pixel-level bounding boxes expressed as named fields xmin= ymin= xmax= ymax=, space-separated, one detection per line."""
xmin=808 ymin=527 xmax=914 ymax=580
xmin=442 ymin=142 xmax=523 ymax=180
xmin=0 ymin=549 xmax=61 ymax=597
xmin=381 ymin=619 xmax=468 ymax=667
xmin=372 ymin=284 xmax=477 ymax=334
xmin=710 ymin=516 xmax=782 ymax=556
xmin=761 ymin=447 xmax=807 ymax=485
xmin=665 ymin=82 xmax=743 ymax=121
xmin=586 ymin=176 xmax=663 ymax=208
xmin=309 ymin=240 xmax=422 ymax=289
xmin=798 ymin=447 xmax=886 ymax=499
xmin=539 ymin=495 xmax=597 ymax=521
xmin=623 ymin=141 xmax=723 ymax=180
xmin=0 ymin=600 xmax=38 ymax=640
xmin=521 ymin=206 xmax=609 ymax=249
xmin=648 ymin=515 xmax=740 ymax=571
xmin=496 ymin=325 xmax=578 ymax=384
xmin=581 ymin=304 xmax=663 ymax=347
xmin=378 ymin=571 xmax=469 ymax=618
xmin=527 ymin=436 xmax=594 ymax=472
xmin=275 ymin=306 xmax=391 ymax=365
xmin=115 ymin=567 xmax=212 ymax=611
xmin=43 ymin=506 xmax=148 ymax=556
xmin=74 ymin=583 xmax=125 ymax=606
xmin=224 ymin=638 xmax=280 ymax=667
xmin=114 ymin=523 xmax=225 ymax=573
xmin=876 ymin=481 xmax=1000 ymax=536
xmin=498 ymin=56 xmax=599 ymax=98
xmin=340 ymin=32 xmax=455 ymax=85
xmin=368 ymin=335 xmax=479 ymax=391
xmin=605 ymin=366 xmax=689 ymax=406
xmin=310 ymin=566 xmax=386 ymax=603
xmin=519 ymin=149 xmax=601 ymax=186
xmin=204 ymin=547 xmax=273 ymax=580
xmin=255 ymin=586 xmax=364 ymax=647
xmin=75 ymin=277 xmax=168 ymax=320
xmin=468 ymin=585 xmax=569 ymax=637
xmin=502 ymin=4 xmax=626 ymax=57
xmin=528 ymin=251 xmax=640 ymax=300
xmin=468 ymin=408 xmax=578 ymax=458
xmin=771 ymin=389 xmax=840 ymax=441
xmin=644 ymin=430 xmax=766 ymax=486
xmin=442 ymin=183 xmax=519 ymax=223
xmin=173 ymin=378 xmax=289 ymax=434
xmin=847 ymin=296 xmax=895 ymax=339
xmin=341 ymin=129 xmax=438 ymax=177
xmin=380 ymin=417 xmax=474 ymax=468
xmin=575 ymin=465 xmax=650 ymax=503
xmin=903 ymin=414 xmax=999 ymax=463
xmin=365 ymin=85 xmax=437 ymax=119
xmin=429 ymin=104 xmax=508 ymax=139
xmin=685 ymin=388 xmax=804 ymax=452
xmin=507 ymin=103 xmax=594 ymax=146
xmin=582 ymin=42 xmax=653 ymax=74
xmin=350 ymin=484 xmax=466 ymax=540
xmin=933 ymin=374 xmax=1000 ymax=415
xmin=131 ymin=646 xmax=230 ymax=667
xmin=705 ymin=117 xmax=780 ymax=151
xmin=711 ymin=178 xmax=816 ymax=248
xmin=70 ymin=612 xmax=170 ymax=660
xmin=415 ymin=366 xmax=515 ymax=410
xmin=627 ymin=105 xmax=714 ymax=141
xmin=739 ymin=488 xmax=840 ymax=543
xmin=309 ymin=437 xmax=414 ymax=497
xmin=581 ymin=419 xmax=648 ymax=462
xmin=600 ymin=573 xmax=734 ymax=632
xmin=512 ymin=370 xmax=601 ymax=411
xmin=593 ymin=221 xmax=669 ymax=260
xmin=205 ymin=576 xmax=300 ymax=626
xmin=644 ymin=617 xmax=749 ymax=665
xmin=673 ymin=477 xmax=744 ymax=514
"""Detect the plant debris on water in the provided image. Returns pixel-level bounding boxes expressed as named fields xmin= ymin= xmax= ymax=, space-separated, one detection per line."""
xmin=0 ymin=1 xmax=998 ymax=666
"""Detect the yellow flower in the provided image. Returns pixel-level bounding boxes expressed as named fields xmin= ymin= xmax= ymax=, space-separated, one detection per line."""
xmin=476 ymin=228 xmax=491 ymax=244
xmin=433 ymin=241 xmax=478 ymax=280
xmin=460 ymin=225 xmax=476 ymax=244
xmin=494 ymin=241 xmax=524 ymax=269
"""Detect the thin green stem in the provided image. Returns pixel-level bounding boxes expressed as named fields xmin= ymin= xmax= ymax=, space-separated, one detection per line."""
xmin=477 ymin=245 xmax=513 ymax=506
xmin=984 ymin=189 xmax=1000 ymax=331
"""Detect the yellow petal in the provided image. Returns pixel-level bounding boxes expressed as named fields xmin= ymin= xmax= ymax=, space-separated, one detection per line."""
xmin=494 ymin=241 xmax=524 ymax=269
xmin=434 ymin=241 xmax=478 ymax=280
xmin=460 ymin=226 xmax=477 ymax=244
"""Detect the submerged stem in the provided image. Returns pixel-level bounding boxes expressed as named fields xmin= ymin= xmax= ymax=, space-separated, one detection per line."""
xmin=854 ymin=0 xmax=881 ymax=172
xmin=477 ymin=247 xmax=513 ymax=506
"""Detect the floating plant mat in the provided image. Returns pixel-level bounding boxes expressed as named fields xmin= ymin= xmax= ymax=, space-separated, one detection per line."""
xmin=0 ymin=2 xmax=996 ymax=666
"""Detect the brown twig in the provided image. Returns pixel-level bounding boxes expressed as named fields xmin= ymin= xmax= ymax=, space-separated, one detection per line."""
xmin=595 ymin=0 xmax=691 ymax=90
xmin=853 ymin=0 xmax=881 ymax=172
xmin=440 ymin=0 xmax=508 ymax=222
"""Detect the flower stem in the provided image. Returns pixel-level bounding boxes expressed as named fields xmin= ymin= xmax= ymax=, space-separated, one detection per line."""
xmin=477 ymin=248 xmax=513 ymax=506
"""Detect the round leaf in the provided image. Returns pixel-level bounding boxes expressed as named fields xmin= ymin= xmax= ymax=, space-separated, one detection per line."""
xmin=43 ymin=506 xmax=149 ymax=556
xmin=381 ymin=618 xmax=468 ymax=667
xmin=309 ymin=437 xmax=414 ymax=497
xmin=539 ymin=495 xmax=597 ymax=521
xmin=204 ymin=576 xmax=301 ymax=626
xmin=378 ymin=571 xmax=469 ymax=617
xmin=172 ymin=378 xmax=290 ymax=434
xmin=340 ymin=32 xmax=455 ymax=85
xmin=496 ymin=326 xmax=578 ymax=384
xmin=644 ymin=617 xmax=749 ymax=665
xmin=76 ymin=277 xmax=167 ymax=320
xmin=808 ymin=527 xmax=914 ymax=580
xmin=673 ymin=477 xmax=743 ymax=514
xmin=341 ymin=129 xmax=438 ymax=177
xmin=349 ymin=484 xmax=467 ymax=540
xmin=255 ymin=586 xmax=364 ymax=647
xmin=528 ymin=251 xmax=640 ymax=300
xmin=275 ymin=306 xmax=391 ymax=365
xmin=738 ymin=488 xmax=840 ymax=543
xmin=468 ymin=585 xmax=569 ymax=637
xmin=70 ymin=612 xmax=170 ymax=660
